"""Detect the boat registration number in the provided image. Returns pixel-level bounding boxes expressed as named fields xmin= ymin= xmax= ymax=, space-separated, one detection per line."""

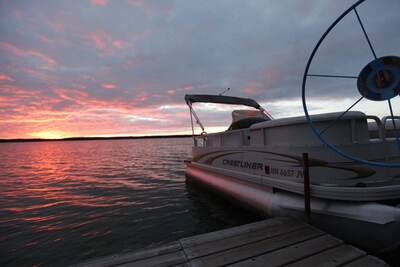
xmin=267 ymin=166 xmax=304 ymax=178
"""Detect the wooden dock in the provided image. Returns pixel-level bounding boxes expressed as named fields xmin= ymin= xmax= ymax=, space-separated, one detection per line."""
xmin=74 ymin=217 xmax=389 ymax=267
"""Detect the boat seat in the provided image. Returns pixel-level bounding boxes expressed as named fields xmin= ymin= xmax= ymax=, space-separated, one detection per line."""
xmin=228 ymin=117 xmax=268 ymax=131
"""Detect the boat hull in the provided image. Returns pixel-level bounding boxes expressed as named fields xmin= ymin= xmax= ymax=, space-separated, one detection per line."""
xmin=185 ymin=162 xmax=400 ymax=253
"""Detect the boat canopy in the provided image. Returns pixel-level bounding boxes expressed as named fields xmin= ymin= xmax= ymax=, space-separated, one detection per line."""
xmin=185 ymin=94 xmax=262 ymax=109
xmin=185 ymin=94 xmax=273 ymax=134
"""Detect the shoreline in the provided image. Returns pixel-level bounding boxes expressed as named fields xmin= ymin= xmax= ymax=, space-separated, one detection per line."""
xmin=0 ymin=134 xmax=193 ymax=143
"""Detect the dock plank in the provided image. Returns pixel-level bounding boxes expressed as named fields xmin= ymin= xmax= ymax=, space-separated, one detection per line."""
xmin=284 ymin=244 xmax=366 ymax=267
xmin=73 ymin=217 xmax=390 ymax=267
xmin=182 ymin=220 xmax=307 ymax=260
xmin=229 ymin=234 xmax=344 ymax=267
xmin=189 ymin=226 xmax=324 ymax=267
xmin=179 ymin=216 xmax=292 ymax=248
xmin=73 ymin=241 xmax=183 ymax=267
xmin=116 ymin=250 xmax=187 ymax=267
xmin=342 ymin=255 xmax=391 ymax=267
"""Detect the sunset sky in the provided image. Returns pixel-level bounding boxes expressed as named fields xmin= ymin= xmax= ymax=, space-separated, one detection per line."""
xmin=1 ymin=0 xmax=399 ymax=139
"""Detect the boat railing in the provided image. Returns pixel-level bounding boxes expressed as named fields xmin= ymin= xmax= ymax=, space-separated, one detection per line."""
xmin=193 ymin=129 xmax=251 ymax=148
xmin=249 ymin=115 xmax=372 ymax=147
xmin=368 ymin=115 xmax=400 ymax=142
xmin=193 ymin=132 xmax=208 ymax=147
xmin=193 ymin=114 xmax=399 ymax=148
xmin=366 ymin=115 xmax=384 ymax=141
xmin=382 ymin=116 xmax=400 ymax=140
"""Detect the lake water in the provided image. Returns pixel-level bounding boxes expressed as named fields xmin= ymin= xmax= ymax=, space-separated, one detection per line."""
xmin=0 ymin=138 xmax=260 ymax=266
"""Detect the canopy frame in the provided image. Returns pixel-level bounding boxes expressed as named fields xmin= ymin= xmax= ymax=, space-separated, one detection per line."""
xmin=185 ymin=94 xmax=273 ymax=135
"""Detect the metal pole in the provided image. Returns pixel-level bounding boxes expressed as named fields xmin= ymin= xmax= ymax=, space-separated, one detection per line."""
xmin=189 ymin=107 xmax=195 ymax=136
xmin=303 ymin=153 xmax=311 ymax=223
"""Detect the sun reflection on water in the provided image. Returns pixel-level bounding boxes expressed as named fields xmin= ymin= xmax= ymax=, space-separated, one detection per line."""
xmin=0 ymin=139 xmax=199 ymax=265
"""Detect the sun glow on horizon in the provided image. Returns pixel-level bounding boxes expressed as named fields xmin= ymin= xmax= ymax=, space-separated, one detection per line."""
xmin=30 ymin=130 xmax=69 ymax=139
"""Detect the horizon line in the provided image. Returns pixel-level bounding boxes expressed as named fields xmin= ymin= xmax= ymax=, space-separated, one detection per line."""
xmin=0 ymin=134 xmax=193 ymax=143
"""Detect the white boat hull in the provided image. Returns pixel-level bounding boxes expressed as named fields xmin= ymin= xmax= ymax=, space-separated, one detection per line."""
xmin=186 ymin=162 xmax=400 ymax=252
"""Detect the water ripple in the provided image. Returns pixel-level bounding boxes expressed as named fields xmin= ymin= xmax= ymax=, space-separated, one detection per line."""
xmin=0 ymin=138 xmax=259 ymax=266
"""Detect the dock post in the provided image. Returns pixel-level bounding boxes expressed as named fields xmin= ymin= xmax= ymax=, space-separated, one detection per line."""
xmin=302 ymin=153 xmax=311 ymax=223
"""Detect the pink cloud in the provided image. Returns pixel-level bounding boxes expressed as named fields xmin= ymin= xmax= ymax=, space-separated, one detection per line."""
xmin=244 ymin=87 xmax=261 ymax=95
xmin=164 ymin=85 xmax=194 ymax=94
xmin=35 ymin=31 xmax=73 ymax=46
xmin=112 ymin=40 xmax=125 ymax=48
xmin=177 ymin=85 xmax=194 ymax=91
xmin=87 ymin=32 xmax=129 ymax=55
xmin=135 ymin=91 xmax=148 ymax=102
xmin=45 ymin=16 xmax=67 ymax=32
xmin=262 ymin=56 xmax=293 ymax=90
xmin=0 ymin=73 xmax=14 ymax=82
xmin=88 ymin=32 xmax=107 ymax=51
xmin=124 ymin=53 xmax=159 ymax=69
xmin=0 ymin=42 xmax=57 ymax=68
xmin=264 ymin=69 xmax=281 ymax=84
xmin=72 ymin=83 xmax=87 ymax=90
xmin=14 ymin=10 xmax=22 ymax=19
xmin=0 ymin=89 xmax=193 ymax=138
xmin=124 ymin=59 xmax=136 ymax=69
xmin=126 ymin=0 xmax=172 ymax=16
xmin=54 ymin=87 xmax=89 ymax=100
xmin=134 ymin=31 xmax=149 ymax=39
xmin=102 ymin=83 xmax=117 ymax=89
xmin=91 ymin=0 xmax=108 ymax=5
